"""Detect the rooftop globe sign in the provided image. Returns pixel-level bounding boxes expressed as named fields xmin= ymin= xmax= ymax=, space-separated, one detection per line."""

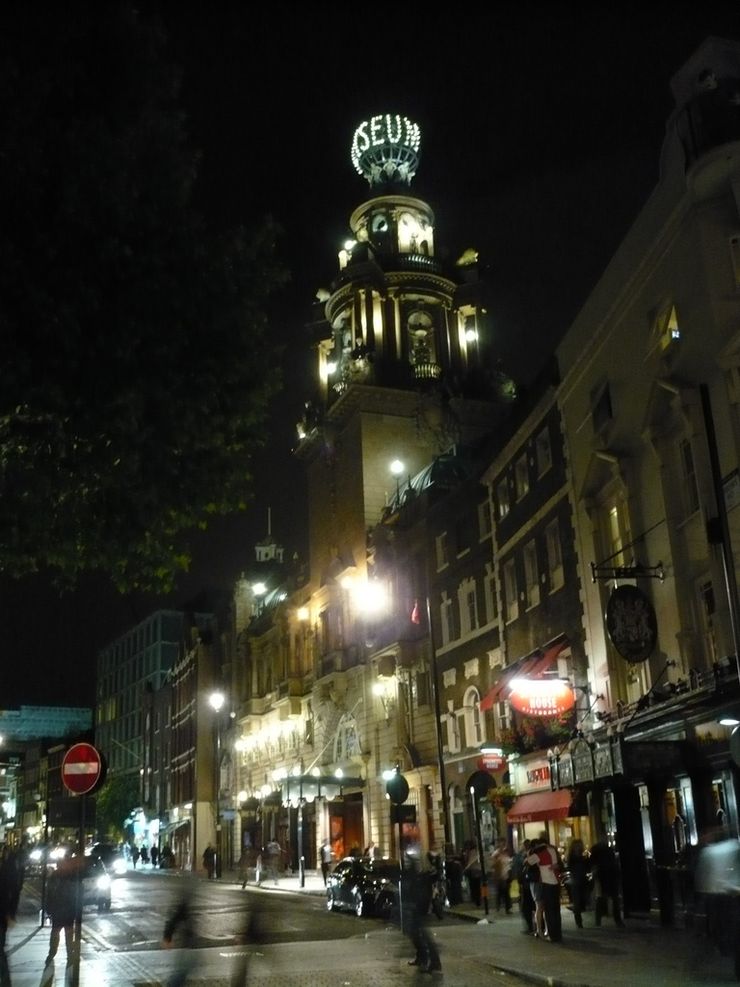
xmin=351 ymin=113 xmax=421 ymax=187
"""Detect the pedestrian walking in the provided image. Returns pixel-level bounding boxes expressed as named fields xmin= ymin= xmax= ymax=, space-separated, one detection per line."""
xmin=43 ymin=855 xmax=82 ymax=973
xmin=511 ymin=839 xmax=534 ymax=933
xmin=589 ymin=840 xmax=624 ymax=927
xmin=527 ymin=831 xmax=563 ymax=942
xmin=150 ymin=845 xmax=159 ymax=869
xmin=161 ymin=875 xmax=197 ymax=987
xmin=565 ymin=838 xmax=590 ymax=928
xmin=0 ymin=845 xmax=23 ymax=987
xmin=265 ymin=840 xmax=281 ymax=885
xmin=491 ymin=838 xmax=513 ymax=913
xmin=131 ymin=845 xmax=140 ymax=869
xmin=462 ymin=841 xmax=482 ymax=907
xmin=320 ymin=840 xmax=332 ymax=886
xmin=202 ymin=844 xmax=216 ymax=880
xmin=402 ymin=858 xmax=442 ymax=974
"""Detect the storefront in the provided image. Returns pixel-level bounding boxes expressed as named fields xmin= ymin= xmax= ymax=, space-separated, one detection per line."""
xmin=507 ymin=754 xmax=591 ymax=856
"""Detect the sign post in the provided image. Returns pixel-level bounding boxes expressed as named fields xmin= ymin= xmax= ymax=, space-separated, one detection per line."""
xmin=60 ymin=744 xmax=105 ymax=987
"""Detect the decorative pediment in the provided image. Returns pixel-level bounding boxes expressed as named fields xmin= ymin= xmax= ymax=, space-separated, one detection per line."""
xmin=579 ymin=449 xmax=624 ymax=504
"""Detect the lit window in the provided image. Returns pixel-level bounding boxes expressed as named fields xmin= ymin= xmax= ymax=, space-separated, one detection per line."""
xmin=497 ymin=478 xmax=510 ymax=519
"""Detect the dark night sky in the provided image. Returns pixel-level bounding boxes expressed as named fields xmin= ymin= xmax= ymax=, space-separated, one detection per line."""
xmin=3 ymin=2 xmax=740 ymax=710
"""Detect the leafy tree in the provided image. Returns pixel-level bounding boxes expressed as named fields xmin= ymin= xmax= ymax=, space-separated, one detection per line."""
xmin=0 ymin=5 xmax=288 ymax=592
xmin=95 ymin=772 xmax=142 ymax=842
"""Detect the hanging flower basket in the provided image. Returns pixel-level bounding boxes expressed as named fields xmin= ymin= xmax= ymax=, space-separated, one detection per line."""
xmin=488 ymin=784 xmax=517 ymax=811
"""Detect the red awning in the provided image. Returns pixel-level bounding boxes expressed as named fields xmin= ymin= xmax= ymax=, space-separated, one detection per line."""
xmin=506 ymin=789 xmax=575 ymax=824
xmin=480 ymin=634 xmax=569 ymax=712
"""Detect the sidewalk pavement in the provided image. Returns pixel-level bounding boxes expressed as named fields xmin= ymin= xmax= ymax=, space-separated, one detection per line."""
xmin=7 ymin=867 xmax=739 ymax=986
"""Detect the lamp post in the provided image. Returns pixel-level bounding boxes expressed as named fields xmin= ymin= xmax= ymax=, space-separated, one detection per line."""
xmin=209 ymin=690 xmax=226 ymax=878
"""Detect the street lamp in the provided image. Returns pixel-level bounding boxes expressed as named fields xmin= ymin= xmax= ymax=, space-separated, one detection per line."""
xmin=209 ymin=690 xmax=226 ymax=878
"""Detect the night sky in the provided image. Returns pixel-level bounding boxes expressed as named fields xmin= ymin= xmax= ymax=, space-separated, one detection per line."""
xmin=3 ymin=2 xmax=740 ymax=710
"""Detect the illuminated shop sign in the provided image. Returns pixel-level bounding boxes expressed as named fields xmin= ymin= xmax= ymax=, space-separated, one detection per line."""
xmin=350 ymin=114 xmax=421 ymax=185
xmin=508 ymin=678 xmax=575 ymax=718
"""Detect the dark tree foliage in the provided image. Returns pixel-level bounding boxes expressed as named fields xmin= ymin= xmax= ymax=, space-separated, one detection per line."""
xmin=0 ymin=5 xmax=287 ymax=591
xmin=95 ymin=771 xmax=142 ymax=842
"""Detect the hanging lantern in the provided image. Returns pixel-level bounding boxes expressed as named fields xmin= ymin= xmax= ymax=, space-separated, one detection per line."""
xmin=508 ymin=678 xmax=575 ymax=718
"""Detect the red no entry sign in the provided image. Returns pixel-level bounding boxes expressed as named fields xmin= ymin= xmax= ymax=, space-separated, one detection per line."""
xmin=61 ymin=742 xmax=104 ymax=795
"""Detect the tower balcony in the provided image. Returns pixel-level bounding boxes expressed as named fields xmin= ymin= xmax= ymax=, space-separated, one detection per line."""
xmin=413 ymin=361 xmax=442 ymax=381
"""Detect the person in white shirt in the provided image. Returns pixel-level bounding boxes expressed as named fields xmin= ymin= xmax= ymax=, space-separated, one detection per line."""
xmin=526 ymin=831 xmax=563 ymax=941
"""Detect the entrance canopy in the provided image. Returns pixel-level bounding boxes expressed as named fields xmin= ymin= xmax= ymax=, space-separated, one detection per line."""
xmin=506 ymin=789 xmax=577 ymax=824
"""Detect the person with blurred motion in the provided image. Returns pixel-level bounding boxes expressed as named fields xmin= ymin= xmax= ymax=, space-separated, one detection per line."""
xmin=320 ymin=839 xmax=332 ymax=886
xmin=402 ymin=857 xmax=441 ymax=975
xmin=589 ymin=840 xmax=624 ymax=927
xmin=565 ymin=838 xmax=591 ymax=929
xmin=694 ymin=829 xmax=740 ymax=980
xmin=202 ymin=843 xmax=216 ymax=880
xmin=511 ymin=839 xmax=534 ymax=934
xmin=161 ymin=876 xmax=197 ymax=987
xmin=0 ymin=845 xmax=23 ymax=987
xmin=44 ymin=855 xmax=81 ymax=972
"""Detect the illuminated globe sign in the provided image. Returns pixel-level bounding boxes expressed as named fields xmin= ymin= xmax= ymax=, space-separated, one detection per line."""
xmin=351 ymin=114 xmax=421 ymax=187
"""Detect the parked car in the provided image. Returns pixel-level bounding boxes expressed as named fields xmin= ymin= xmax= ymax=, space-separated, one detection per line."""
xmin=88 ymin=842 xmax=127 ymax=877
xmin=326 ymin=856 xmax=400 ymax=918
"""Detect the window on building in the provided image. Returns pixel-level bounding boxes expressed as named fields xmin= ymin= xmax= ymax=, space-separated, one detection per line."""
xmin=515 ymin=454 xmax=529 ymax=501
xmin=494 ymin=700 xmax=511 ymax=737
xmin=546 ymin=518 xmax=564 ymax=591
xmin=414 ymin=667 xmax=431 ymax=707
xmin=697 ymin=577 xmax=719 ymax=664
xmin=463 ymin=687 xmax=485 ymax=748
xmin=446 ymin=713 xmax=461 ymax=754
xmin=459 ymin=579 xmax=479 ymax=635
xmin=483 ymin=562 xmax=497 ymax=624
xmin=436 ymin=532 xmax=449 ymax=570
xmin=503 ymin=558 xmax=518 ymax=623
xmin=536 ymin=426 xmax=552 ymax=477
xmin=591 ymin=381 xmax=614 ymax=436
xmin=478 ymin=498 xmax=493 ymax=539
xmin=679 ymin=437 xmax=700 ymax=518
xmin=523 ymin=539 xmax=540 ymax=609
xmin=497 ymin=477 xmax=510 ymax=519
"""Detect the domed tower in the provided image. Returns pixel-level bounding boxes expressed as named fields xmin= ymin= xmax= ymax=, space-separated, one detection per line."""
xmin=302 ymin=113 xmax=496 ymax=414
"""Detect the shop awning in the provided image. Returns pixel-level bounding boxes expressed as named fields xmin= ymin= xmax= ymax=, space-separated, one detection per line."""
xmin=480 ymin=634 xmax=569 ymax=712
xmin=506 ymin=789 xmax=576 ymax=823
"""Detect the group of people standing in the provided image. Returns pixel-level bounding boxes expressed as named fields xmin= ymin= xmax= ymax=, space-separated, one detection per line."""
xmin=511 ymin=832 xmax=623 ymax=941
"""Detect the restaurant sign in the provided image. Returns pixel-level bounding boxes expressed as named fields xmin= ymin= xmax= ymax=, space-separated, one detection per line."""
xmin=508 ymin=677 xmax=575 ymax=718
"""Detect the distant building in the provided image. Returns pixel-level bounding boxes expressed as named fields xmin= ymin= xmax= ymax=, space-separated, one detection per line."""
xmin=0 ymin=705 xmax=92 ymax=742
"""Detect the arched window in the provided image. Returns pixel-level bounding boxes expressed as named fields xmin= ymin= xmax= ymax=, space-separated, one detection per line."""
xmin=463 ymin=686 xmax=485 ymax=748
xmin=333 ymin=711 xmax=361 ymax=763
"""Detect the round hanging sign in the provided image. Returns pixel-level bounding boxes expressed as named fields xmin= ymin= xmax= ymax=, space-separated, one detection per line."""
xmin=605 ymin=584 xmax=658 ymax=663
xmin=508 ymin=678 xmax=575 ymax=718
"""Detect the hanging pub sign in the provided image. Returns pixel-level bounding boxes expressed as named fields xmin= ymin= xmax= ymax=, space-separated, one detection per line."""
xmin=508 ymin=678 xmax=575 ymax=718
xmin=605 ymin=584 xmax=658 ymax=663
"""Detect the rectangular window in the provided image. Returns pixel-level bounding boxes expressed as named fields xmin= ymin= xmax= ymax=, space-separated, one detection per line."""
xmin=523 ymin=539 xmax=540 ymax=608
xmin=435 ymin=532 xmax=449 ymax=570
xmin=465 ymin=585 xmax=478 ymax=633
xmin=478 ymin=499 xmax=493 ymax=539
xmin=414 ymin=668 xmax=431 ymax=707
xmin=497 ymin=478 xmax=510 ymax=519
xmin=679 ymin=437 xmax=700 ymax=518
xmin=483 ymin=563 xmax=497 ymax=624
xmin=591 ymin=382 xmax=614 ymax=435
xmin=440 ymin=596 xmax=453 ymax=646
xmin=446 ymin=714 xmax=461 ymax=754
xmin=503 ymin=559 xmax=518 ymax=623
xmin=536 ymin=426 xmax=552 ymax=477
xmin=494 ymin=700 xmax=511 ymax=736
xmin=515 ymin=454 xmax=529 ymax=501
xmin=546 ymin=518 xmax=564 ymax=591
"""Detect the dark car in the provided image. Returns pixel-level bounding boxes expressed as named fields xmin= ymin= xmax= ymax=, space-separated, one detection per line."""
xmin=89 ymin=842 xmax=127 ymax=877
xmin=80 ymin=857 xmax=112 ymax=911
xmin=326 ymin=856 xmax=400 ymax=918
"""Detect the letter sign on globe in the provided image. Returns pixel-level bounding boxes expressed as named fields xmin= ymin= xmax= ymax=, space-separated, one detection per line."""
xmin=61 ymin=742 xmax=105 ymax=795
xmin=350 ymin=113 xmax=421 ymax=187
xmin=508 ymin=678 xmax=575 ymax=718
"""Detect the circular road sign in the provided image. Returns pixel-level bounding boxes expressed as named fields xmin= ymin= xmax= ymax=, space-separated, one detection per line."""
xmin=61 ymin=742 xmax=104 ymax=795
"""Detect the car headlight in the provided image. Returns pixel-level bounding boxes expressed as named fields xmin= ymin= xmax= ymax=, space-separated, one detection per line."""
xmin=30 ymin=849 xmax=43 ymax=862
xmin=112 ymin=859 xmax=127 ymax=875
xmin=96 ymin=874 xmax=111 ymax=891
